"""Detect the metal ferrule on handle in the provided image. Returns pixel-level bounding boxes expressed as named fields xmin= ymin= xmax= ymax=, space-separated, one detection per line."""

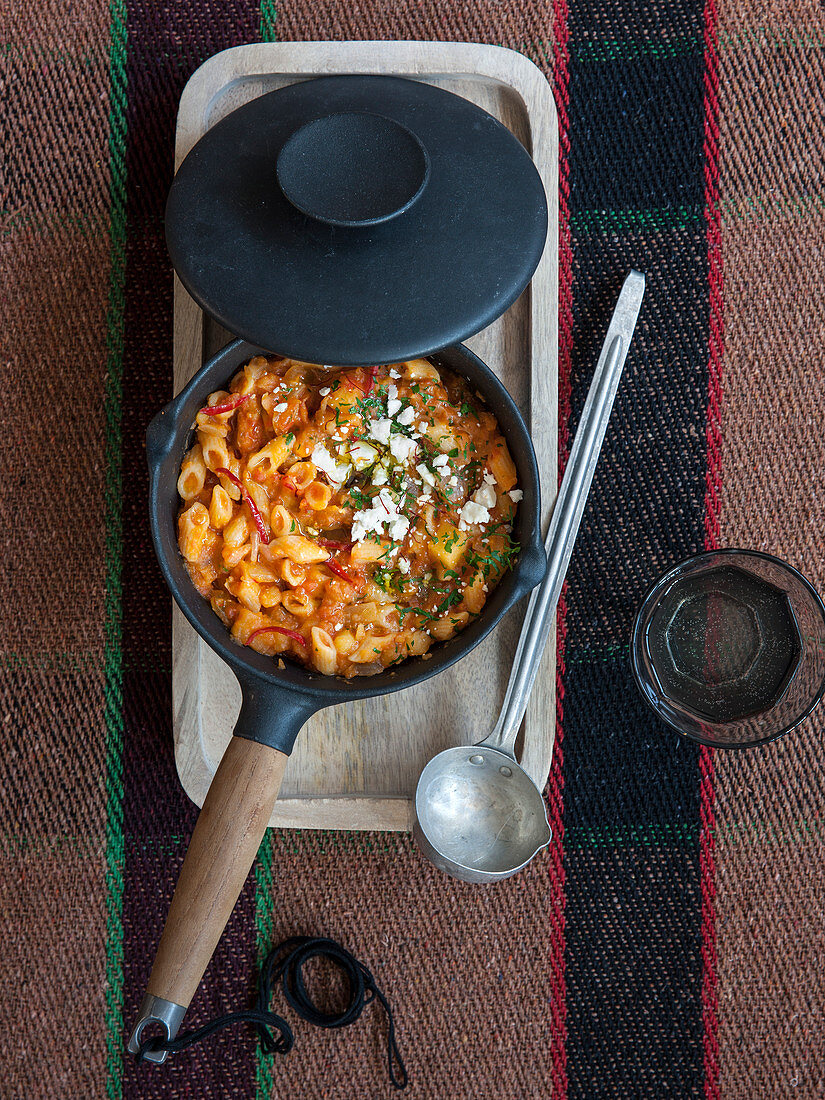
xmin=127 ymin=994 xmax=187 ymax=1064
xmin=480 ymin=270 xmax=645 ymax=759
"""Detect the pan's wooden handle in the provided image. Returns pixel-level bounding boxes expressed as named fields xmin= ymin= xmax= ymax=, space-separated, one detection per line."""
xmin=146 ymin=736 xmax=287 ymax=1009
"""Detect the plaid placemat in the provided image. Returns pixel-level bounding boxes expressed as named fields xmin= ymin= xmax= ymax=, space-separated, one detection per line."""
xmin=2 ymin=1 xmax=824 ymax=1097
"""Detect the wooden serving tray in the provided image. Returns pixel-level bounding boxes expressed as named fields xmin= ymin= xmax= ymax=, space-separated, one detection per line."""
xmin=172 ymin=41 xmax=558 ymax=830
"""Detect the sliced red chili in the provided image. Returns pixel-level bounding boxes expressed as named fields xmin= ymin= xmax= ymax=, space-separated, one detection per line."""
xmin=200 ymin=393 xmax=249 ymax=416
xmin=318 ymin=538 xmax=353 ymax=551
xmin=215 ymin=467 xmax=270 ymax=545
xmin=281 ymin=475 xmax=298 ymax=494
xmin=247 ymin=625 xmax=307 ymax=647
xmin=326 ymin=558 xmax=354 ymax=584
xmin=215 ymin=466 xmax=241 ymax=489
xmin=244 ymin=497 xmax=269 ymax=545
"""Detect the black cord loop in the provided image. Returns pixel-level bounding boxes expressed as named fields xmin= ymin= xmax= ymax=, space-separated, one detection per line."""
xmin=135 ymin=935 xmax=407 ymax=1090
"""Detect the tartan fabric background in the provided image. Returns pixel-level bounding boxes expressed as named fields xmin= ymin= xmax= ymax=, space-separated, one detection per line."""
xmin=2 ymin=0 xmax=824 ymax=1097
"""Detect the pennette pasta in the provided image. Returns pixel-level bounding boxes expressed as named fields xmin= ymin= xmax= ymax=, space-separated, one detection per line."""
xmin=177 ymin=355 xmax=522 ymax=677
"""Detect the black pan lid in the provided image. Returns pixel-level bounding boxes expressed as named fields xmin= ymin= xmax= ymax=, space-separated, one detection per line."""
xmin=166 ymin=75 xmax=548 ymax=366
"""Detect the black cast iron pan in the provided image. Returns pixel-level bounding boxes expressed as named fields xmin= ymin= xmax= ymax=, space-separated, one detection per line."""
xmin=129 ymin=338 xmax=545 ymax=1056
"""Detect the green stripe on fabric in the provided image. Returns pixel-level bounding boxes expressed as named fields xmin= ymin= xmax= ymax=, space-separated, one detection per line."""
xmin=5 ymin=192 xmax=823 ymax=242
xmin=573 ymin=34 xmax=701 ymax=64
xmin=718 ymin=27 xmax=825 ymax=51
xmin=572 ymin=195 xmax=825 ymax=235
xmin=260 ymin=0 xmax=277 ymax=42
xmin=103 ymin=0 xmax=128 ymax=1096
xmin=566 ymin=822 xmax=700 ymax=848
xmin=571 ymin=204 xmax=702 ymax=234
xmin=566 ymin=642 xmax=628 ymax=666
xmin=565 ymin=817 xmax=825 ymax=847
xmin=254 ymin=833 xmax=276 ymax=1100
xmin=567 ymin=28 xmax=823 ymax=65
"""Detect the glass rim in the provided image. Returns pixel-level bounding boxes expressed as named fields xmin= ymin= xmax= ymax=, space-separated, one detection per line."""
xmin=630 ymin=547 xmax=825 ymax=749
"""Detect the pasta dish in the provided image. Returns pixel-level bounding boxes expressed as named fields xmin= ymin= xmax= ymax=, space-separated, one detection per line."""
xmin=176 ymin=355 xmax=522 ymax=677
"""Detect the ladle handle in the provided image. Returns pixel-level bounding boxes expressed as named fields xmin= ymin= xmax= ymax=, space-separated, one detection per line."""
xmin=127 ymin=737 xmax=288 ymax=1062
xmin=480 ymin=270 xmax=645 ymax=759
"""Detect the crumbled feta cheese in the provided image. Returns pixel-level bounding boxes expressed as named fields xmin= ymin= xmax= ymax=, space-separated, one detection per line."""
xmin=389 ymin=515 xmax=410 ymax=541
xmin=397 ymin=406 xmax=416 ymax=427
xmin=416 ymin=463 xmax=436 ymax=487
xmin=459 ymin=500 xmax=491 ymax=530
xmin=369 ymin=418 xmax=393 ymax=446
xmin=448 ymin=475 xmax=458 ymax=487
xmin=398 ymin=558 xmax=410 ymax=575
xmin=372 ymin=467 xmax=389 ymax=486
xmin=350 ymin=440 xmax=379 ymax=470
xmin=272 ymin=402 xmax=288 ymax=413
xmin=311 ymin=444 xmax=351 ymax=486
xmin=319 ymin=387 xmax=330 ymax=397
xmin=432 ymin=453 xmax=450 ymax=470
xmin=389 ymin=435 xmax=418 ymax=464
xmin=472 ymin=480 xmax=497 ymax=509
xmin=387 ymin=397 xmax=402 ymax=417
xmin=509 ymin=489 xmax=523 ymax=503
xmin=351 ymin=488 xmax=409 ymax=545
xmin=389 ymin=368 xmax=400 ymax=378
xmin=387 ymin=384 xmax=398 ymax=401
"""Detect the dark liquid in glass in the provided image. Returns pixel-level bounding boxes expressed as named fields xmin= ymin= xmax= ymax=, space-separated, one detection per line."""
xmin=645 ymin=565 xmax=803 ymax=722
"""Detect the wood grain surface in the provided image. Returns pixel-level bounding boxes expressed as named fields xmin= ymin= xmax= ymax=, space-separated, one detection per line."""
xmin=171 ymin=41 xmax=559 ymax=830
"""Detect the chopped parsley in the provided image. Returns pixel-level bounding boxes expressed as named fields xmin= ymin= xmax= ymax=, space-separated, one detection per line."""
xmin=436 ymin=590 xmax=462 ymax=614
xmin=443 ymin=530 xmax=459 ymax=553
xmin=345 ymin=486 xmax=374 ymax=510
xmin=398 ymin=605 xmax=437 ymax=624
xmin=466 ymin=531 xmax=521 ymax=579
xmin=373 ymin=565 xmax=404 ymax=593
xmin=354 ymin=392 xmax=384 ymax=417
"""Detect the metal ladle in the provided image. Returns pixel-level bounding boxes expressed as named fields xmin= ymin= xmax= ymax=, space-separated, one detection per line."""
xmin=413 ymin=270 xmax=646 ymax=882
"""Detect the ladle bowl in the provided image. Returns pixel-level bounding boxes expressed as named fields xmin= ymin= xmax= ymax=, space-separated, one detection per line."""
xmin=414 ymin=746 xmax=551 ymax=882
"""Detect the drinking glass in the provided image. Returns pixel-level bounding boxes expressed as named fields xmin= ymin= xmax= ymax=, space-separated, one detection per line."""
xmin=630 ymin=549 xmax=825 ymax=748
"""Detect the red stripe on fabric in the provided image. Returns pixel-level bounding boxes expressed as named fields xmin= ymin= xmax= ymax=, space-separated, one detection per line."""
xmin=701 ymin=0 xmax=723 ymax=1095
xmin=550 ymin=590 xmax=569 ymax=1100
xmin=550 ymin=0 xmax=572 ymax=1095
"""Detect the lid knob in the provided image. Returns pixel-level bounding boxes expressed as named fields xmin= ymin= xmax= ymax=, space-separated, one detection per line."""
xmin=276 ymin=111 xmax=430 ymax=228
